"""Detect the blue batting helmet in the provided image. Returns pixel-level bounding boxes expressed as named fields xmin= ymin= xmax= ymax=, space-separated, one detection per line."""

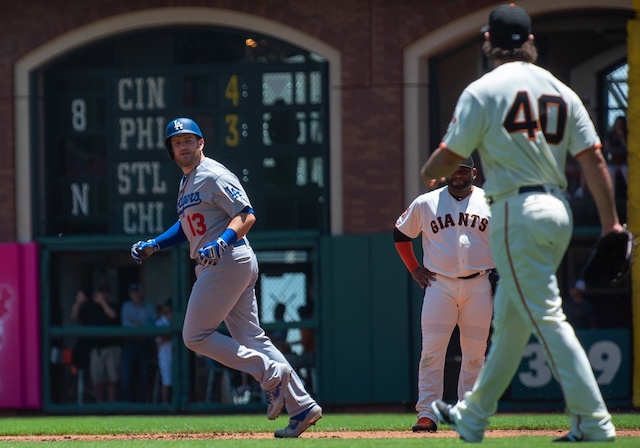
xmin=164 ymin=118 xmax=203 ymax=159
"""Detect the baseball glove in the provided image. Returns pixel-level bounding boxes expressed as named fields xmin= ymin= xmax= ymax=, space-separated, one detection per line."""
xmin=581 ymin=226 xmax=635 ymax=289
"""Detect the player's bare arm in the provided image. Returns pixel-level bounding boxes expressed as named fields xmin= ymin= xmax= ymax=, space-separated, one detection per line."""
xmin=393 ymin=227 xmax=437 ymax=289
xmin=420 ymin=147 xmax=466 ymax=188
xmin=228 ymin=211 xmax=256 ymax=239
xmin=70 ymin=290 xmax=88 ymax=321
xmin=575 ymin=148 xmax=623 ymax=235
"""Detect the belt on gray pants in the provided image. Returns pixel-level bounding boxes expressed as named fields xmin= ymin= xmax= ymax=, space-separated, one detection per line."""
xmin=233 ymin=239 xmax=246 ymax=247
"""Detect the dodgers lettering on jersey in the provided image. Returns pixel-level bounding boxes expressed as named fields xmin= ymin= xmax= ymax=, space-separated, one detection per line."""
xmin=177 ymin=191 xmax=202 ymax=215
xmin=396 ymin=186 xmax=493 ymax=278
xmin=177 ymin=157 xmax=252 ymax=259
xmin=441 ymin=62 xmax=600 ymax=197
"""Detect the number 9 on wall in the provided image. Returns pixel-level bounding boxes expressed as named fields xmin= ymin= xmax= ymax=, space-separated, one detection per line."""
xmin=511 ymin=329 xmax=630 ymax=401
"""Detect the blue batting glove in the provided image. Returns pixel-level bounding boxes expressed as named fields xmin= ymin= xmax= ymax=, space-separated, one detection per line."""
xmin=197 ymin=237 xmax=228 ymax=267
xmin=131 ymin=239 xmax=159 ymax=265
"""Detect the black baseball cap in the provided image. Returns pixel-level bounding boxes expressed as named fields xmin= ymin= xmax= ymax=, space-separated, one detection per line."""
xmin=481 ymin=3 xmax=531 ymax=49
xmin=459 ymin=157 xmax=474 ymax=168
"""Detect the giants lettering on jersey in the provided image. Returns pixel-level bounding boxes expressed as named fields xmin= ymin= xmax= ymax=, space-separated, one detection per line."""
xmin=177 ymin=191 xmax=202 ymax=216
xmin=430 ymin=212 xmax=488 ymax=233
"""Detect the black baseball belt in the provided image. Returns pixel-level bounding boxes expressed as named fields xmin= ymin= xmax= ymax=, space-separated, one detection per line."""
xmin=518 ymin=185 xmax=546 ymax=194
xmin=487 ymin=185 xmax=552 ymax=205
xmin=458 ymin=270 xmax=487 ymax=280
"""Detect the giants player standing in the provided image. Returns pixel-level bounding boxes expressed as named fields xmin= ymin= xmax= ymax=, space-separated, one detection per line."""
xmin=423 ymin=4 xmax=620 ymax=442
xmin=131 ymin=118 xmax=321 ymax=438
xmin=394 ymin=157 xmax=495 ymax=433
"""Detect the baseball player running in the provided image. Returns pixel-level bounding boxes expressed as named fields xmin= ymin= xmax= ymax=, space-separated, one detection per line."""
xmin=394 ymin=157 xmax=494 ymax=433
xmin=131 ymin=118 xmax=321 ymax=438
xmin=421 ymin=4 xmax=621 ymax=442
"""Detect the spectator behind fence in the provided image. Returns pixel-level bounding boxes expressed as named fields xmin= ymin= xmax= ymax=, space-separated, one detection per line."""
xmin=70 ymin=285 xmax=121 ymax=402
xmin=120 ymin=283 xmax=157 ymax=403
xmin=564 ymin=279 xmax=597 ymax=330
xmin=155 ymin=299 xmax=173 ymax=403
xmin=602 ymin=115 xmax=627 ymax=190
xmin=268 ymin=303 xmax=292 ymax=354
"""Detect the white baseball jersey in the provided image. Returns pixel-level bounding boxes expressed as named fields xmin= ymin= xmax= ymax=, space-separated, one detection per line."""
xmin=437 ymin=61 xmax=615 ymax=441
xmin=395 ymin=185 xmax=493 ymax=278
xmin=441 ymin=62 xmax=600 ymax=197
xmin=176 ymin=157 xmax=252 ymax=259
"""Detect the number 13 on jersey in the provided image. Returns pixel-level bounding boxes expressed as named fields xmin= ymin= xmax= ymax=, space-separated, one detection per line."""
xmin=186 ymin=213 xmax=206 ymax=236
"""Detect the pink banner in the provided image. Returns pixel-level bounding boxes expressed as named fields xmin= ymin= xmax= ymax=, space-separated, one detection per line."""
xmin=0 ymin=243 xmax=41 ymax=409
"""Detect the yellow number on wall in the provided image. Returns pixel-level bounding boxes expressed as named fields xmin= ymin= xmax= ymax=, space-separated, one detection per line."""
xmin=225 ymin=114 xmax=239 ymax=147
xmin=225 ymin=75 xmax=239 ymax=107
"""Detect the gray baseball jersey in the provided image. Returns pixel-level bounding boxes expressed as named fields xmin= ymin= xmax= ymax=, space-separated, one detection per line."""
xmin=177 ymin=157 xmax=252 ymax=259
